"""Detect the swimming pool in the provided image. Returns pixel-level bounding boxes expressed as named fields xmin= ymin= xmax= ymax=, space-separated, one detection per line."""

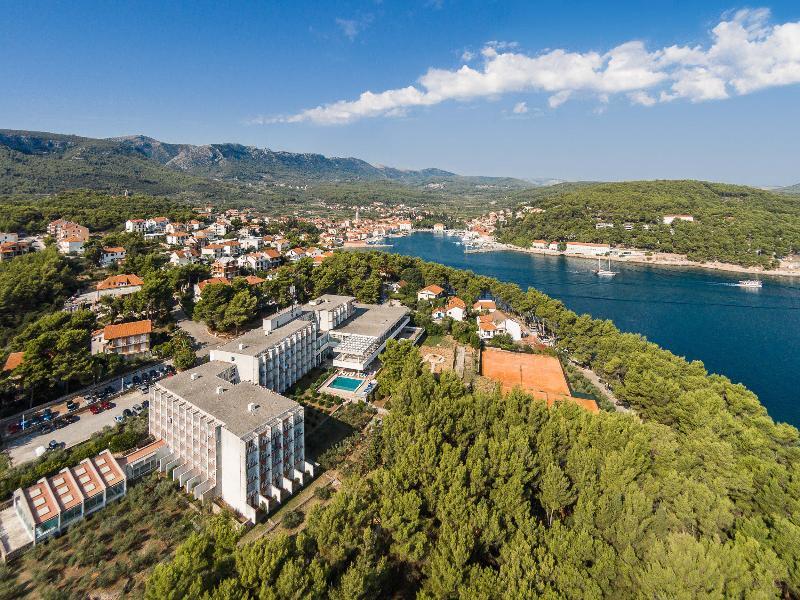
xmin=328 ymin=376 xmax=364 ymax=392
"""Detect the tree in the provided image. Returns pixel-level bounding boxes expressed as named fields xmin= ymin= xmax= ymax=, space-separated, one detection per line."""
xmin=539 ymin=464 xmax=575 ymax=526
xmin=223 ymin=290 xmax=258 ymax=334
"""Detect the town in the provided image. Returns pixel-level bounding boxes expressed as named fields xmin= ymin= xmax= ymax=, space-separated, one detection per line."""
xmin=0 ymin=203 xmax=605 ymax=569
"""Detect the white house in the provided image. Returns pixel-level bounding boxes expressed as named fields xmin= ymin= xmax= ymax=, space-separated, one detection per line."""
xmin=100 ymin=246 xmax=126 ymax=266
xmin=477 ymin=310 xmax=524 ymax=341
xmin=57 ymin=237 xmax=85 ymax=255
xmin=0 ymin=233 xmax=19 ymax=244
xmin=166 ymin=231 xmax=191 ymax=246
xmin=170 ymin=249 xmax=199 ymax=266
xmin=445 ymin=297 xmax=466 ymax=321
xmin=417 ymin=284 xmax=444 ymax=302
xmin=125 ymin=219 xmax=147 ymax=234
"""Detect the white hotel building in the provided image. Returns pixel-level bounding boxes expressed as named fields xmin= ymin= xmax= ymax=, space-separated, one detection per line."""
xmin=149 ymin=361 xmax=311 ymax=523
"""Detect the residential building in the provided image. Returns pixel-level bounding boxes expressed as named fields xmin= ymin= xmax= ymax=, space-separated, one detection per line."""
xmin=166 ymin=231 xmax=191 ymax=246
xmin=125 ymin=219 xmax=147 ymax=233
xmin=170 ymin=249 xmax=199 ymax=266
xmin=0 ymin=241 xmax=30 ymax=261
xmin=398 ymin=220 xmax=413 ymax=231
xmin=201 ymin=243 xmax=226 ymax=260
xmin=477 ymin=310 xmax=523 ymax=341
xmin=328 ymin=303 xmax=410 ymax=371
xmin=49 ymin=220 xmax=89 ymax=241
xmin=146 ymin=217 xmax=170 ymax=232
xmin=95 ymin=274 xmax=144 ymax=300
xmin=194 ymin=277 xmax=231 ymax=300
xmin=100 ymin=246 xmax=126 ymax=267
xmin=210 ymin=317 xmax=322 ymax=393
xmin=91 ymin=320 xmax=152 ymax=356
xmin=149 ymin=360 xmax=313 ymax=522
xmin=445 ymin=297 xmax=466 ymax=321
xmin=212 ymin=257 xmax=239 ymax=280
xmin=595 ymin=222 xmax=614 ymax=229
xmin=417 ymin=284 xmax=445 ymax=301
xmin=473 ymin=299 xmax=497 ymax=313
xmin=433 ymin=223 xmax=445 ymax=232
xmin=57 ymin=237 xmax=85 ymax=255
xmin=239 ymin=236 xmax=263 ymax=251
xmin=238 ymin=249 xmax=281 ymax=272
xmin=481 ymin=348 xmax=598 ymax=413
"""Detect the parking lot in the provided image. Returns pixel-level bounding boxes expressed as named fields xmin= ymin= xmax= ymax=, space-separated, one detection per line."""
xmin=6 ymin=388 xmax=150 ymax=467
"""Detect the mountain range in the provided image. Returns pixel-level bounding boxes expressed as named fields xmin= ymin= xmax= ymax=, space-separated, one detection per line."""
xmin=0 ymin=130 xmax=532 ymax=199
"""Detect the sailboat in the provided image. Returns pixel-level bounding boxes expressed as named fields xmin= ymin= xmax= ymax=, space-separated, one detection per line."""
xmin=593 ymin=258 xmax=618 ymax=277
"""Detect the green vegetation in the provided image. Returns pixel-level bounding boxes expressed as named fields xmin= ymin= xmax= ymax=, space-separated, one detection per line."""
xmin=0 ymin=190 xmax=196 ymax=234
xmin=147 ymin=250 xmax=800 ymax=597
xmin=498 ymin=180 xmax=800 ymax=267
xmin=0 ymin=248 xmax=80 ymax=346
xmin=2 ymin=474 xmax=206 ymax=599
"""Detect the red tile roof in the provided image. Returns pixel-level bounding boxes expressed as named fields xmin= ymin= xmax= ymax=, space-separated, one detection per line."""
xmin=103 ymin=320 xmax=152 ymax=340
xmin=97 ymin=274 xmax=144 ymax=290
xmin=3 ymin=351 xmax=24 ymax=372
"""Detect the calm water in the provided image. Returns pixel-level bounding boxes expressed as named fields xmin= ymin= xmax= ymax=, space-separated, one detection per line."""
xmin=388 ymin=232 xmax=800 ymax=426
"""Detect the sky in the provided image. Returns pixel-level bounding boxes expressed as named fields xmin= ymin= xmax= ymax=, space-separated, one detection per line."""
xmin=2 ymin=1 xmax=799 ymax=185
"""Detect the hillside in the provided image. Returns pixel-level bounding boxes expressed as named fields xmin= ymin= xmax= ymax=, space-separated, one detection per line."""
xmin=777 ymin=183 xmax=800 ymax=195
xmin=0 ymin=130 xmax=532 ymax=197
xmin=497 ymin=180 xmax=800 ymax=268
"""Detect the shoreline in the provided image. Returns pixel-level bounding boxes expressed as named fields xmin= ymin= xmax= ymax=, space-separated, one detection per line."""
xmin=461 ymin=239 xmax=800 ymax=279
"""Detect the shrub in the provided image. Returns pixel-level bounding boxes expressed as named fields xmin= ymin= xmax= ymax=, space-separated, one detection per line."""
xmin=282 ymin=509 xmax=305 ymax=529
xmin=314 ymin=485 xmax=333 ymax=501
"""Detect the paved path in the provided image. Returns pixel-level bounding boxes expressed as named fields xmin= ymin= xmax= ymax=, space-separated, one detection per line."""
xmin=6 ymin=389 xmax=148 ymax=466
xmin=174 ymin=308 xmax=227 ymax=358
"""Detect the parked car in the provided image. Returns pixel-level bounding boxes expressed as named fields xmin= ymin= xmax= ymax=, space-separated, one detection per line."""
xmin=54 ymin=419 xmax=67 ymax=429
xmin=114 ymin=415 xmax=125 ymax=424
xmin=61 ymin=414 xmax=79 ymax=425
xmin=132 ymin=403 xmax=144 ymax=415
xmin=122 ymin=408 xmax=133 ymax=418
xmin=66 ymin=400 xmax=79 ymax=411
xmin=139 ymin=385 xmax=149 ymax=394
xmin=101 ymin=400 xmax=112 ymax=410
xmin=141 ymin=400 xmax=149 ymax=409
xmin=42 ymin=408 xmax=54 ymax=422
xmin=90 ymin=405 xmax=102 ymax=415
xmin=7 ymin=423 xmax=21 ymax=434
xmin=48 ymin=440 xmax=62 ymax=451
xmin=41 ymin=424 xmax=54 ymax=435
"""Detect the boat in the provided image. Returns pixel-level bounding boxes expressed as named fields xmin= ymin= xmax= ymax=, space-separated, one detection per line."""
xmin=735 ymin=279 xmax=763 ymax=288
xmin=593 ymin=258 xmax=618 ymax=277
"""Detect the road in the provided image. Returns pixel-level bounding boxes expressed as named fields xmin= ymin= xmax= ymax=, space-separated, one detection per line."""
xmin=6 ymin=389 xmax=149 ymax=466
xmin=174 ymin=307 xmax=227 ymax=357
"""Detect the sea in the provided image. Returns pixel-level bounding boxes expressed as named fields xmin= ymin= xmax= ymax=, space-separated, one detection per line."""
xmin=386 ymin=232 xmax=800 ymax=427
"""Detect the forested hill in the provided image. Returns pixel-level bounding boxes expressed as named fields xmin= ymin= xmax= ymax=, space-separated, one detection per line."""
xmin=0 ymin=130 xmax=531 ymax=195
xmin=497 ymin=180 xmax=800 ymax=268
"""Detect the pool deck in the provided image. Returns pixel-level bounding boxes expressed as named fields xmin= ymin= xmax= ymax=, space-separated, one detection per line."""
xmin=318 ymin=372 xmax=373 ymax=401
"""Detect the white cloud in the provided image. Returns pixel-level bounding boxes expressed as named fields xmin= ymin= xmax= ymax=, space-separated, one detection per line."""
xmin=266 ymin=8 xmax=800 ymax=124
xmin=512 ymin=101 xmax=528 ymax=114
xmin=335 ymin=15 xmax=373 ymax=40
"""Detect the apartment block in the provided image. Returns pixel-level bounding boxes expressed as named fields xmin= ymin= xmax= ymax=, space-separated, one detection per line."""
xmin=301 ymin=294 xmax=355 ymax=331
xmin=149 ymin=361 xmax=312 ymax=522
xmin=329 ymin=303 xmax=410 ymax=371
xmin=210 ymin=317 xmax=322 ymax=393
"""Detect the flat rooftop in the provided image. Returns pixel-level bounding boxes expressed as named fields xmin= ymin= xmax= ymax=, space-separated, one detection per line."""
xmin=156 ymin=361 xmax=299 ymax=437
xmin=333 ymin=303 xmax=409 ymax=339
xmin=215 ymin=318 xmax=312 ymax=357
xmin=302 ymin=294 xmax=353 ymax=312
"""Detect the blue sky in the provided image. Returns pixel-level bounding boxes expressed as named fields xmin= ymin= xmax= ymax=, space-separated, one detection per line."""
xmin=2 ymin=1 xmax=799 ymax=185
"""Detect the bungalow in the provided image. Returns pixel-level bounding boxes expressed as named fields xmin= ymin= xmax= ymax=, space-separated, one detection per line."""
xmin=100 ymin=246 xmax=126 ymax=267
xmin=445 ymin=297 xmax=467 ymax=321
xmin=432 ymin=307 xmax=446 ymax=320
xmin=91 ymin=320 xmax=152 ymax=356
xmin=417 ymin=284 xmax=445 ymax=302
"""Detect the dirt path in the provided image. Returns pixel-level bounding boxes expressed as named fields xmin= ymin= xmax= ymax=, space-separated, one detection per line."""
xmin=570 ymin=362 xmax=633 ymax=415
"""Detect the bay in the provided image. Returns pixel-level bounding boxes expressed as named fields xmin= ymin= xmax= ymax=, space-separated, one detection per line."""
xmin=387 ymin=232 xmax=800 ymax=426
